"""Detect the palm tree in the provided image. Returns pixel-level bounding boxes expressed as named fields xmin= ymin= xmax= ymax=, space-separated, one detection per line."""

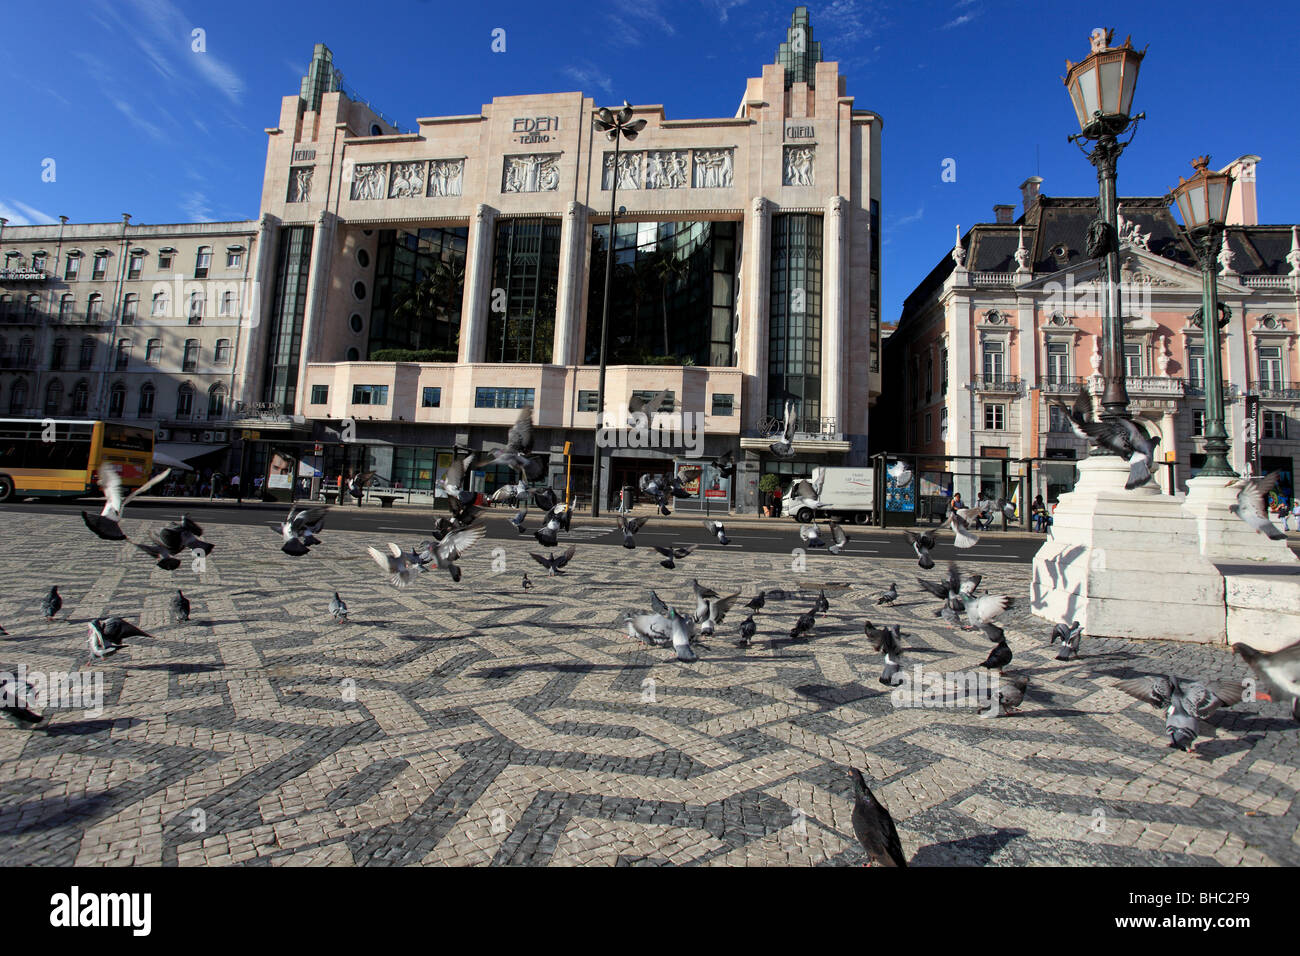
xmin=652 ymin=246 xmax=691 ymax=359
xmin=394 ymin=257 xmax=465 ymax=350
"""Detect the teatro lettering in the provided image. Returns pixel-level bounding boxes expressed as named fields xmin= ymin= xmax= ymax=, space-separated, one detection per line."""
xmin=513 ymin=116 xmax=559 ymax=144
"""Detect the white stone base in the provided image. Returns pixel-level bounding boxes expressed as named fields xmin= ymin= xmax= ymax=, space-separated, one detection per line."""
xmin=1031 ymin=455 xmax=1226 ymax=642
xmin=1219 ymin=564 xmax=1300 ymax=651
xmin=1182 ymin=475 xmax=1300 ymax=564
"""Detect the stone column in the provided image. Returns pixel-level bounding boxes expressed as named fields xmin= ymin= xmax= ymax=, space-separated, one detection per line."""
xmin=460 ymin=203 xmax=497 ymax=364
xmin=552 ymin=200 xmax=588 ymax=366
xmin=296 ymin=210 xmax=337 ymax=412
xmin=741 ymin=197 xmax=772 ymax=429
xmin=1161 ymin=409 xmax=1178 ymax=493
xmin=239 ymin=213 xmax=279 ymax=406
xmin=821 ymin=195 xmax=847 ymax=432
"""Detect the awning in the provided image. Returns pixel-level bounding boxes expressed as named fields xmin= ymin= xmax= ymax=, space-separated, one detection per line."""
xmin=155 ymin=442 xmax=229 ymax=464
xmin=152 ymin=451 xmax=195 ymax=472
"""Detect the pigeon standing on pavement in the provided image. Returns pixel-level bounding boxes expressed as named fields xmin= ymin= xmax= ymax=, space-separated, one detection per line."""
xmin=1232 ymin=640 xmax=1300 ymax=722
xmin=522 ymin=573 xmax=534 ymax=592
xmin=1115 ymin=675 xmax=1245 ymax=751
xmin=789 ymin=611 xmax=817 ymax=641
xmin=813 ymin=589 xmax=830 ymax=614
xmin=703 ymin=520 xmax=731 ymax=545
xmin=876 ymin=583 xmax=897 ymax=606
xmin=81 ymin=463 xmax=171 ymax=541
xmin=1 ymin=674 xmax=44 ymax=728
xmin=1050 ymin=620 xmax=1083 ymax=661
xmin=618 ymin=515 xmax=651 ymax=549
xmin=736 ymin=615 xmax=757 ymax=648
xmin=864 ymin=621 xmax=905 ymax=686
xmin=329 ymin=592 xmax=348 ymax=623
xmin=1228 ymin=471 xmax=1288 ymax=540
xmin=904 ymin=530 xmax=937 ymax=570
xmin=745 ymin=591 xmax=767 ymax=612
xmin=979 ymin=673 xmax=1030 ymax=718
xmin=87 ymin=617 xmax=151 ymax=663
xmin=849 ymin=768 xmax=907 ymax=867
xmin=529 ymin=546 xmax=577 ymax=576
xmin=170 ymin=590 xmax=190 ymax=624
xmin=41 ymin=586 xmax=62 ymax=621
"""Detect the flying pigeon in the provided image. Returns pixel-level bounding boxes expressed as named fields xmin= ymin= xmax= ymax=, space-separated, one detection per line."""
xmin=639 ymin=474 xmax=674 ymax=516
xmin=744 ymin=591 xmax=767 ymax=612
xmin=1232 ymin=640 xmax=1300 ymax=722
xmin=886 ymin=460 xmax=913 ymax=489
xmin=627 ymin=388 xmax=672 ymax=426
xmin=1057 ymin=391 xmax=1160 ymax=489
xmin=87 ymin=617 xmax=151 ymax=663
xmin=624 ymin=593 xmax=675 ymax=647
xmin=169 ymin=589 xmax=190 ymax=624
xmin=534 ymin=504 xmax=570 ymax=548
xmin=530 ymin=545 xmax=577 ymax=576
xmin=437 ymin=451 xmax=481 ymax=505
xmin=736 ymin=615 xmax=757 ymax=648
xmin=691 ymin=578 xmax=720 ymax=617
xmin=800 ymin=522 xmax=826 ymax=549
xmin=1050 ymin=620 xmax=1083 ymax=660
xmin=482 ymin=407 xmax=546 ymax=481
xmin=769 ymin=399 xmax=797 ymax=458
xmin=366 ymin=543 xmax=425 ymax=589
xmin=416 ymin=523 xmax=487 ymax=582
xmin=348 ymin=470 xmax=377 ymax=502
xmin=980 ymin=641 xmax=1013 ymax=671
xmin=849 ymin=768 xmax=907 ymax=867
xmin=618 ymin=514 xmax=651 ymax=549
xmin=864 ymin=621 xmax=905 ymax=686
xmin=944 ymin=509 xmax=980 ymax=549
xmin=490 ymin=479 xmax=528 ymax=507
xmin=710 ymin=449 xmax=736 ymax=479
xmin=979 ymin=673 xmax=1029 ymax=718
xmin=1115 ymin=674 xmax=1244 ymax=751
xmin=329 ymin=592 xmax=348 ymax=623
xmin=790 ymin=472 xmax=827 ymax=511
xmin=509 ymin=502 xmax=529 ymax=534
xmin=1 ymin=673 xmax=44 ymax=728
xmin=825 ymin=521 xmax=849 ymax=555
xmin=696 ymin=592 xmax=741 ymax=637
xmin=703 ymin=520 xmax=730 ymax=545
xmin=1228 ymin=471 xmax=1287 ymax=540
xmin=40 ymin=586 xmax=62 ymax=621
xmin=126 ymin=529 xmax=183 ymax=570
xmin=447 ymin=495 xmax=483 ymax=528
xmin=81 ymin=462 xmax=171 ymax=540
xmin=875 ymin=583 xmax=898 ymax=606
xmin=903 ymin=530 xmax=937 ymax=570
xmin=278 ymin=507 xmax=326 ymax=556
xmin=961 ymin=592 xmax=1015 ymax=640
xmin=653 ymin=544 xmax=697 ymax=570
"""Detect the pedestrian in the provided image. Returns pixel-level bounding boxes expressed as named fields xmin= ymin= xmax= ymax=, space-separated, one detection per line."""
xmin=1291 ymin=498 xmax=1300 ymax=533
xmin=1031 ymin=494 xmax=1048 ymax=533
xmin=948 ymin=491 xmax=964 ymax=517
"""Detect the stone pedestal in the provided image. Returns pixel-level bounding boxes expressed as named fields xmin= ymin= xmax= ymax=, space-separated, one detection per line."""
xmin=1031 ymin=455 xmax=1227 ymax=642
xmin=1181 ymin=475 xmax=1299 ymax=564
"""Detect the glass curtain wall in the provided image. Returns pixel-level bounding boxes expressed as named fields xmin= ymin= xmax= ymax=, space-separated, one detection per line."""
xmin=367 ymin=227 xmax=468 ymax=358
xmin=486 ymin=217 xmax=561 ymax=364
xmin=768 ymin=213 xmax=823 ymax=429
xmin=262 ymin=225 xmax=314 ymax=413
xmin=585 ymin=219 xmax=737 ymax=367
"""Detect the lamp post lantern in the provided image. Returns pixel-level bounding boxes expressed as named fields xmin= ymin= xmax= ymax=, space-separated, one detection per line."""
xmin=1063 ymin=28 xmax=1146 ymax=429
xmin=589 ymin=101 xmax=645 ymax=517
xmin=1169 ymin=156 xmax=1236 ymax=477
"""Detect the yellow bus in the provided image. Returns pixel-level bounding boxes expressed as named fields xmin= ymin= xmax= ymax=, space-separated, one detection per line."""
xmin=0 ymin=419 xmax=156 ymax=502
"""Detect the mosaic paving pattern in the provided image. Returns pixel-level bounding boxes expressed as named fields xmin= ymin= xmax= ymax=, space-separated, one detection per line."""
xmin=0 ymin=512 xmax=1296 ymax=866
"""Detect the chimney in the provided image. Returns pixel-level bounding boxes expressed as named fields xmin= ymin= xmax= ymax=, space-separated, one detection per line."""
xmin=1019 ymin=176 xmax=1043 ymax=214
xmin=993 ymin=204 xmax=1014 ymax=224
xmin=1219 ymin=155 xmax=1260 ymax=226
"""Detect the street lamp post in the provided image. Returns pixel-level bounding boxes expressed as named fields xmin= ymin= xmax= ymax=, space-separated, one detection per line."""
xmin=1063 ymin=29 xmax=1146 ymax=430
xmin=1170 ymin=156 xmax=1236 ymax=477
xmin=589 ymin=101 xmax=645 ymax=517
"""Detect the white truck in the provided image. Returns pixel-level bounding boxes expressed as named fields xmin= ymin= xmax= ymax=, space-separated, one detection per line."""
xmin=784 ymin=466 xmax=874 ymax=524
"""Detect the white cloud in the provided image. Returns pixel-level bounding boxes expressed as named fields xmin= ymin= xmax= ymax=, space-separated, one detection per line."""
xmin=606 ymin=0 xmax=676 ymax=45
xmin=0 ymin=200 xmax=57 ymax=226
xmin=942 ymin=11 xmax=979 ymax=29
xmin=893 ymin=206 xmax=925 ymax=227
xmin=562 ymin=64 xmax=614 ymax=96
xmin=112 ymin=98 xmax=168 ymax=142
xmin=180 ymin=191 xmax=215 ymax=223
xmin=703 ymin=0 xmax=748 ymax=22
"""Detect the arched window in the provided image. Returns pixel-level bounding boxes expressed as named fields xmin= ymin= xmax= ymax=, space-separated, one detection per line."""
xmin=121 ymin=293 xmax=138 ymax=325
xmin=86 ymin=293 xmax=102 ymax=322
xmin=0 ymin=336 xmax=8 ymax=366
xmin=152 ymin=290 xmax=169 ymax=316
xmin=145 ymin=338 xmax=162 ymax=364
xmin=44 ymin=379 xmax=63 ymax=416
xmin=9 ymin=379 xmax=28 ymax=414
xmin=59 ymin=293 xmax=74 ymax=320
xmin=0 ymin=294 xmax=10 ymax=317
xmin=17 ymin=336 xmax=34 ymax=368
xmin=115 ymin=338 xmax=131 ymax=370
xmin=214 ymin=338 xmax=231 ymax=364
xmin=207 ymin=384 xmax=227 ymax=420
xmin=108 ymin=382 xmax=127 ymax=418
xmin=195 ymin=246 xmax=211 ymax=278
xmin=182 ymin=339 xmax=199 ymax=371
xmin=25 ymin=293 xmax=40 ymax=320
xmin=188 ymin=290 xmax=204 ymax=324
xmin=71 ymin=379 xmax=89 ymax=415
xmin=50 ymin=337 xmax=67 ymax=370
xmin=138 ymin=382 xmax=155 ymax=417
xmin=175 ymin=383 xmax=194 ymax=418
xmin=79 ymin=337 xmax=95 ymax=370
xmin=219 ymin=290 xmax=236 ymax=315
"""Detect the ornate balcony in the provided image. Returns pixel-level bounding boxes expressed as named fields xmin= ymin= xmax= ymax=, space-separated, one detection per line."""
xmin=1123 ymin=375 xmax=1185 ymax=398
xmin=1256 ymin=386 xmax=1300 ymax=401
xmin=1038 ymin=375 xmax=1087 ymax=395
xmin=970 ymin=272 xmax=1015 ymax=287
xmin=970 ymin=376 xmax=1022 ymax=394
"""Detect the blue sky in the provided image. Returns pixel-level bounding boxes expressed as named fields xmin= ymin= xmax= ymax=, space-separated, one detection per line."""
xmin=3 ymin=0 xmax=1297 ymax=323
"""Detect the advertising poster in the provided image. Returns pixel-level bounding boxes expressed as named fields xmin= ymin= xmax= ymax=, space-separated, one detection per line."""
xmin=267 ymin=452 xmax=295 ymax=490
xmin=1243 ymin=394 xmax=1260 ymax=477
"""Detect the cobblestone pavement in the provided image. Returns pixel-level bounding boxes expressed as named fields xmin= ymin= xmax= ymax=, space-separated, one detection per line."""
xmin=0 ymin=512 xmax=1296 ymax=866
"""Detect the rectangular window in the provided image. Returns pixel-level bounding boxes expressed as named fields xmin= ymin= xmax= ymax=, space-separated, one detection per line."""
xmin=474 ymin=386 xmax=534 ymax=409
xmin=351 ymin=384 xmax=389 ymax=405
xmin=1192 ymin=409 xmax=1227 ymax=437
xmin=1049 ymin=404 xmax=1072 ymax=433
xmin=1046 ymin=342 xmax=1069 ymax=384
xmin=767 ymin=212 xmax=823 ymax=427
xmin=1124 ymin=342 xmax=1143 ymax=377
xmin=195 ymin=248 xmax=211 ymax=279
xmin=421 ymin=386 xmax=441 ymax=408
xmin=146 ymin=339 xmax=161 ymax=364
xmin=214 ymin=340 xmax=231 ymax=364
xmin=711 ymin=393 xmax=734 ymax=416
xmin=182 ymin=342 xmax=199 ymax=372
xmin=92 ymin=254 xmax=107 ymax=280
xmin=984 ymin=403 xmax=1005 ymax=430
xmin=226 ymin=250 xmax=242 ymax=269
xmin=1263 ymin=410 xmax=1287 ymax=440
xmin=310 ymin=384 xmax=329 ymax=405
xmin=577 ymin=390 xmax=599 ymax=412
xmin=982 ymin=340 xmax=1004 ymax=382
xmin=924 ymin=413 xmax=932 ymax=442
xmin=1258 ymin=346 xmax=1283 ymax=389
xmin=1188 ymin=344 xmax=1205 ymax=389
xmin=487 ymin=217 xmax=561 ymax=364
xmin=65 ymin=256 xmax=80 ymax=280
xmin=158 ymin=253 xmax=173 ymax=270
xmin=128 ymin=254 xmax=143 ymax=279
xmin=940 ymin=348 xmax=948 ymax=394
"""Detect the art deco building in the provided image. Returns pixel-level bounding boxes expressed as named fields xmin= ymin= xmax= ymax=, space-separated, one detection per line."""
xmin=0 ymin=217 xmax=257 ymax=470
xmin=883 ymin=160 xmax=1300 ymax=514
xmin=236 ymin=8 xmax=883 ymax=510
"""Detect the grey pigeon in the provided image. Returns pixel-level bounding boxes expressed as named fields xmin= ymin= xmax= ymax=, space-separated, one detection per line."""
xmin=81 ymin=463 xmax=171 ymax=540
xmin=768 ymin=399 xmax=797 ymax=458
xmin=618 ymin=514 xmax=651 ymax=549
xmin=944 ymin=509 xmax=980 ymax=549
xmin=279 ymin=507 xmax=326 ymax=556
xmin=653 ymin=544 xmax=697 ymax=570
xmin=366 ymin=543 xmax=425 ymax=589
xmin=961 ymin=592 xmax=1014 ymax=634
xmin=329 ymin=592 xmax=348 ymax=623
xmin=627 ymin=388 xmax=672 ymax=425
xmin=691 ymin=579 xmax=721 ymax=620
xmin=533 ymin=504 xmax=570 ymax=548
xmin=170 ymin=590 xmax=190 ymax=624
xmin=710 ymin=449 xmax=735 ymax=479
xmin=736 ymin=615 xmax=757 ymax=648
xmin=1115 ymin=674 xmax=1245 ymax=751
xmin=981 ymin=641 xmax=1012 ymax=671
xmin=875 ymin=583 xmax=897 ymax=606
xmin=813 ymin=589 xmax=830 ymax=613
xmin=509 ymin=502 xmax=528 ymax=534
xmin=40 ymin=586 xmax=62 ymax=621
xmin=1 ymin=673 xmax=44 ymax=728
xmin=703 ymin=520 xmax=730 ymax=545
xmin=1058 ymin=391 xmax=1159 ymax=489
xmin=348 ymin=470 xmax=376 ymax=501
xmin=744 ymin=591 xmax=767 ymax=612
xmin=1050 ymin=620 xmax=1083 ymax=660
xmin=789 ymin=611 xmax=817 ymax=641
xmin=483 ymin=407 xmax=546 ymax=480
xmin=127 ymin=529 xmax=183 ymax=570
xmin=668 ymin=607 xmax=697 ymax=663
xmin=158 ymin=514 xmax=214 ymax=556
xmin=904 ymin=530 xmax=937 ymax=570
xmin=1228 ymin=471 xmax=1287 ymax=540
xmin=529 ymin=546 xmax=577 ymax=576
xmin=800 ymin=522 xmax=826 ymax=549
xmin=979 ymin=673 xmax=1029 ymax=718
xmin=826 ymin=520 xmax=849 ymax=555
xmin=436 ymin=451 xmax=480 ymax=504
xmin=849 ymin=768 xmax=907 ymax=867
xmin=1233 ymin=640 xmax=1300 ymax=722
xmin=446 ymin=495 xmax=483 ymax=528
xmin=639 ymin=474 xmax=673 ymax=516
xmin=416 ymin=522 xmax=487 ymax=582
xmin=87 ymin=617 xmax=151 ymax=663
xmin=864 ymin=621 xmax=905 ymax=686
xmin=522 ymin=573 xmax=533 ymax=591
xmin=697 ymin=592 xmax=741 ymax=637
